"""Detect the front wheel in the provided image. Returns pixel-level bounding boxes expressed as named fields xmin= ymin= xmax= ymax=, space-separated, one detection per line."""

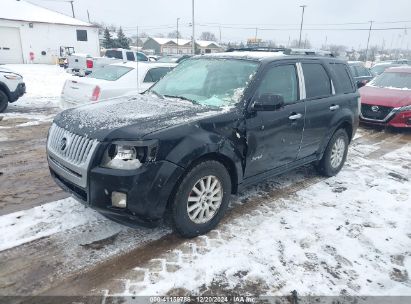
xmin=0 ymin=91 xmax=8 ymax=113
xmin=316 ymin=129 xmax=349 ymax=177
xmin=171 ymin=160 xmax=232 ymax=238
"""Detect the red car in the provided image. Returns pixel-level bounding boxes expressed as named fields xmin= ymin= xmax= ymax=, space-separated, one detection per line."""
xmin=359 ymin=67 xmax=411 ymax=128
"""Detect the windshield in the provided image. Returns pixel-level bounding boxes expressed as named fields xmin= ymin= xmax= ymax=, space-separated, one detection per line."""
xmin=369 ymin=71 xmax=411 ymax=90
xmin=371 ymin=64 xmax=399 ymax=76
xmin=151 ymin=58 xmax=259 ymax=107
xmin=87 ymin=65 xmax=133 ymax=81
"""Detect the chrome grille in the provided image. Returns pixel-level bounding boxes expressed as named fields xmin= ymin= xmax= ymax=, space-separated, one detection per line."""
xmin=48 ymin=124 xmax=97 ymax=165
xmin=47 ymin=124 xmax=99 ymax=189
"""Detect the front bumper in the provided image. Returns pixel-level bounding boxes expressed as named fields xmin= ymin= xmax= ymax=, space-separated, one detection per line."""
xmin=9 ymin=82 xmax=26 ymax=102
xmin=49 ymin=159 xmax=184 ymax=226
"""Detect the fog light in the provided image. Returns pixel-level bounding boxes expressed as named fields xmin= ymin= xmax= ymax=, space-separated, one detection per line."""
xmin=111 ymin=191 xmax=127 ymax=208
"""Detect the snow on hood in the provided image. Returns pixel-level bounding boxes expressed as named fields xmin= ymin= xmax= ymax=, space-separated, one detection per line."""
xmin=55 ymin=93 xmax=222 ymax=140
xmin=359 ymin=85 xmax=411 ymax=108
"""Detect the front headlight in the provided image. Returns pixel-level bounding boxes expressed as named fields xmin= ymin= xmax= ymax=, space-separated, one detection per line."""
xmin=4 ymin=73 xmax=22 ymax=80
xmin=101 ymin=140 xmax=158 ymax=170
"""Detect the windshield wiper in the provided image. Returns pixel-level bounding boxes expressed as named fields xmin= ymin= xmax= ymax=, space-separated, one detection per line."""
xmin=163 ymin=95 xmax=198 ymax=104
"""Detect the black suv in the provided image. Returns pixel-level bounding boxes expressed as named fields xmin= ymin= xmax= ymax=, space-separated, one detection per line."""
xmin=47 ymin=50 xmax=360 ymax=237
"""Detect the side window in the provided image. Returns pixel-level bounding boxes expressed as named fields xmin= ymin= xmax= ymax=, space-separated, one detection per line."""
xmin=143 ymin=71 xmax=153 ymax=83
xmin=146 ymin=67 xmax=173 ymax=82
xmin=356 ymin=65 xmax=370 ymax=77
xmin=349 ymin=65 xmax=358 ymax=77
xmin=329 ymin=63 xmax=355 ymax=94
xmin=76 ymin=30 xmax=88 ymax=41
xmin=136 ymin=52 xmax=148 ymax=61
xmin=302 ymin=63 xmax=331 ymax=99
xmin=255 ymin=64 xmax=299 ymax=104
xmin=126 ymin=52 xmax=135 ymax=61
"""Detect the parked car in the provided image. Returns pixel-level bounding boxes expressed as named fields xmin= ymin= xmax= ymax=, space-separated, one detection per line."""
xmin=348 ymin=61 xmax=374 ymax=88
xmin=157 ymin=55 xmax=192 ymax=63
xmin=61 ymin=61 xmax=175 ymax=108
xmin=0 ymin=66 xmax=26 ymax=113
xmin=47 ymin=51 xmax=359 ymax=237
xmin=370 ymin=62 xmax=402 ymax=76
xmin=359 ymin=66 xmax=411 ymax=128
xmin=67 ymin=49 xmax=149 ymax=76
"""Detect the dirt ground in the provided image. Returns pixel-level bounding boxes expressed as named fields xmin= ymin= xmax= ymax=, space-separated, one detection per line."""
xmin=0 ymin=107 xmax=67 ymax=216
xmin=0 ymin=110 xmax=410 ymax=301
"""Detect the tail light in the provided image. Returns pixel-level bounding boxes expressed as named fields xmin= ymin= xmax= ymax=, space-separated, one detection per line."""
xmin=91 ymin=86 xmax=101 ymax=102
xmin=86 ymin=59 xmax=93 ymax=69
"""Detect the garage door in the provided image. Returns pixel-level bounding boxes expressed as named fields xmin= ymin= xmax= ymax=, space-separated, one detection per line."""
xmin=0 ymin=27 xmax=23 ymax=64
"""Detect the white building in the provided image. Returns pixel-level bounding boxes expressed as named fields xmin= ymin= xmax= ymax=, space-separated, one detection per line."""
xmin=0 ymin=0 xmax=100 ymax=64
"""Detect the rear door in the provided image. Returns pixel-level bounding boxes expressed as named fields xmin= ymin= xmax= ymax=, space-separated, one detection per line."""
xmin=244 ymin=61 xmax=305 ymax=178
xmin=298 ymin=60 xmax=340 ymax=158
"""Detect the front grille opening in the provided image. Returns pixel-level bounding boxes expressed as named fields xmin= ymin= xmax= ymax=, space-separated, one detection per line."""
xmin=49 ymin=156 xmax=82 ymax=178
xmin=361 ymin=104 xmax=393 ymax=121
xmin=52 ymin=170 xmax=87 ymax=202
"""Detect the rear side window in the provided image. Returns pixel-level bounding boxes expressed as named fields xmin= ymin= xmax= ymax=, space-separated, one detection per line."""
xmin=302 ymin=63 xmax=331 ymax=99
xmin=256 ymin=64 xmax=299 ymax=104
xmin=126 ymin=52 xmax=135 ymax=61
xmin=105 ymin=50 xmax=123 ymax=59
xmin=144 ymin=67 xmax=173 ymax=83
xmin=329 ymin=63 xmax=354 ymax=94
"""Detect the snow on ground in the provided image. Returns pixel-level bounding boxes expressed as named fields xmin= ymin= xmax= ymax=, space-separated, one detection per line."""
xmin=0 ymin=197 xmax=105 ymax=251
xmin=111 ymin=143 xmax=411 ymax=297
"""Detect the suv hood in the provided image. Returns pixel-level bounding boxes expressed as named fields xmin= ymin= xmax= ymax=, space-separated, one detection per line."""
xmin=359 ymin=85 xmax=411 ymax=108
xmin=55 ymin=94 xmax=221 ymax=141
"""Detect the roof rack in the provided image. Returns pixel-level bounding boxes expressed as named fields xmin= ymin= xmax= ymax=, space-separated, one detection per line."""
xmin=225 ymin=47 xmax=335 ymax=57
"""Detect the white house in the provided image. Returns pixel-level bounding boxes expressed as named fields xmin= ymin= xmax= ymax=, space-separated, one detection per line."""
xmin=0 ymin=0 xmax=100 ymax=64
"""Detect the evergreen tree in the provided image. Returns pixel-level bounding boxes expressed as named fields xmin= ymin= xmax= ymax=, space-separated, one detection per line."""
xmin=116 ymin=27 xmax=130 ymax=49
xmin=103 ymin=28 xmax=114 ymax=49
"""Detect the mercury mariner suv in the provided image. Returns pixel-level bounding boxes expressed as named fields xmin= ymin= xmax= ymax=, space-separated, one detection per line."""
xmin=47 ymin=49 xmax=360 ymax=237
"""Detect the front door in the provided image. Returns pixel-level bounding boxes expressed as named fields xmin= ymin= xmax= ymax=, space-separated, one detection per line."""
xmin=244 ymin=62 xmax=305 ymax=178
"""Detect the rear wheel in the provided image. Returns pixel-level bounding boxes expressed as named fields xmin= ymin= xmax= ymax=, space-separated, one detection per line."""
xmin=0 ymin=91 xmax=8 ymax=113
xmin=172 ymin=160 xmax=231 ymax=238
xmin=316 ymin=129 xmax=349 ymax=177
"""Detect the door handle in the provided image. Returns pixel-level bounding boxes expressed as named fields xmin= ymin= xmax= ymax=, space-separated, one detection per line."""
xmin=289 ymin=113 xmax=302 ymax=120
xmin=330 ymin=105 xmax=340 ymax=111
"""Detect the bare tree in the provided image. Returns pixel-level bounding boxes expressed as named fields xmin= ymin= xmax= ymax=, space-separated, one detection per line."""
xmin=199 ymin=32 xmax=217 ymax=42
xmin=167 ymin=30 xmax=181 ymax=39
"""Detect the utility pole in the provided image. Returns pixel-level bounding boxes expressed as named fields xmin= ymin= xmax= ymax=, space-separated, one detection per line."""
xmin=298 ymin=5 xmax=307 ymax=48
xmin=87 ymin=10 xmax=90 ymax=23
xmin=136 ymin=26 xmax=139 ymax=92
xmin=219 ymin=26 xmax=222 ymax=44
xmin=365 ymin=20 xmax=374 ymax=62
xmin=192 ymin=0 xmax=195 ymax=55
xmin=177 ymin=18 xmax=180 ymax=55
xmin=255 ymin=27 xmax=258 ymax=42
xmin=69 ymin=1 xmax=75 ymax=18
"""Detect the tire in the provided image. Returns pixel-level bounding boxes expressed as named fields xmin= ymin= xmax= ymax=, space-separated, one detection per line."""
xmin=316 ymin=129 xmax=349 ymax=177
xmin=171 ymin=160 xmax=232 ymax=238
xmin=0 ymin=90 xmax=8 ymax=113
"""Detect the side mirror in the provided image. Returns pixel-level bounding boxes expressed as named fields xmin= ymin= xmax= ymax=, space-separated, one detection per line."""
xmin=252 ymin=94 xmax=285 ymax=111
xmin=357 ymin=80 xmax=367 ymax=89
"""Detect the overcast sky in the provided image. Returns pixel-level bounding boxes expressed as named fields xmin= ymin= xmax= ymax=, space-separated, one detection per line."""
xmin=29 ymin=0 xmax=411 ymax=49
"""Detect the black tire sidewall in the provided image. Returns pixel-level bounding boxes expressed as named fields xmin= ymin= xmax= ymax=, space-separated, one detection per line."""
xmin=320 ymin=129 xmax=349 ymax=177
xmin=0 ymin=91 xmax=8 ymax=113
xmin=172 ymin=161 xmax=231 ymax=238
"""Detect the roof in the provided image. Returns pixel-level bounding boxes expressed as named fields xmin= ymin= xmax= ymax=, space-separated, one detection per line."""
xmin=385 ymin=66 xmax=411 ymax=73
xmin=148 ymin=37 xmax=220 ymax=48
xmin=201 ymin=51 xmax=287 ymax=61
xmin=0 ymin=0 xmax=93 ymax=27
